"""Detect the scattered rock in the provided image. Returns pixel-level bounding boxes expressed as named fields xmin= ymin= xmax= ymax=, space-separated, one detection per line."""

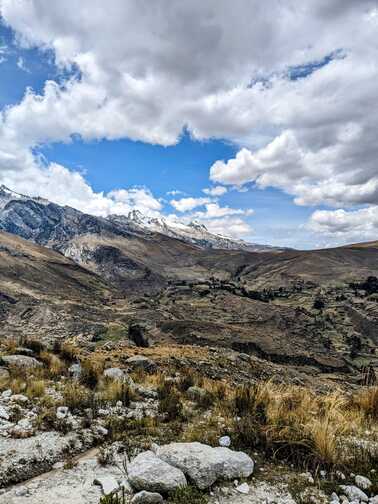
xmin=0 ymin=405 xmax=10 ymax=421
xmin=0 ymin=367 xmax=10 ymax=380
xmin=94 ymin=475 xmax=120 ymax=495
xmin=131 ymin=490 xmax=164 ymax=503
xmin=355 ymin=475 xmax=372 ymax=490
xmin=236 ymin=482 xmax=250 ymax=494
xmin=156 ymin=442 xmax=254 ymax=489
xmin=1 ymin=355 xmax=42 ymax=369
xmin=68 ymin=363 xmax=82 ymax=380
xmin=56 ymin=406 xmax=69 ymax=420
xmin=126 ymin=356 xmax=157 ymax=373
xmin=340 ymin=485 xmax=369 ymax=502
xmin=219 ymin=436 xmax=231 ymax=447
xmin=104 ymin=367 xmax=134 ymax=386
xmin=128 ymin=450 xmax=187 ymax=493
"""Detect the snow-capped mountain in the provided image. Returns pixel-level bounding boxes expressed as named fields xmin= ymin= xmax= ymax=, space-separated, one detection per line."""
xmin=109 ymin=210 xmax=282 ymax=252
xmin=0 ymin=185 xmax=284 ymax=252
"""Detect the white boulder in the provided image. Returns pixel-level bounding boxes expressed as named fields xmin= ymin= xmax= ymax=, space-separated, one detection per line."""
xmin=94 ymin=475 xmax=120 ymax=495
xmin=131 ymin=490 xmax=164 ymax=503
xmin=219 ymin=436 xmax=231 ymax=447
xmin=355 ymin=475 xmax=372 ymax=490
xmin=156 ymin=442 xmax=254 ymax=489
xmin=128 ymin=450 xmax=187 ymax=493
xmin=340 ymin=485 xmax=369 ymax=502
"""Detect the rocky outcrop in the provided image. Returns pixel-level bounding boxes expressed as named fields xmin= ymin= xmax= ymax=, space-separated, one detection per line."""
xmin=155 ymin=442 xmax=254 ymax=489
xmin=128 ymin=451 xmax=187 ymax=493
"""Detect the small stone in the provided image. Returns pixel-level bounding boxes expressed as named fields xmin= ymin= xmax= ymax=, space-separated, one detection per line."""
xmin=0 ymin=405 xmax=10 ymax=421
xmin=355 ymin=475 xmax=372 ymax=490
xmin=15 ymin=486 xmax=29 ymax=496
xmin=94 ymin=476 xmax=120 ymax=495
xmin=219 ymin=436 xmax=231 ymax=447
xmin=340 ymin=485 xmax=369 ymax=502
xmin=56 ymin=406 xmax=69 ymax=419
xmin=68 ymin=363 xmax=82 ymax=380
xmin=0 ymin=367 xmax=10 ymax=380
xmin=2 ymin=355 xmax=42 ymax=369
xmin=126 ymin=356 xmax=157 ymax=373
xmin=330 ymin=492 xmax=340 ymax=502
xmin=131 ymin=490 xmax=164 ymax=503
xmin=11 ymin=394 xmax=28 ymax=403
xmin=236 ymin=483 xmax=250 ymax=494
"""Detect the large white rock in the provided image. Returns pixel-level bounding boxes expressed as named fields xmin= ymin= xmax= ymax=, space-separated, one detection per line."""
xmin=355 ymin=475 xmax=372 ymax=490
xmin=0 ymin=405 xmax=10 ymax=421
xmin=128 ymin=450 xmax=187 ymax=493
xmin=2 ymin=355 xmax=42 ymax=369
xmin=104 ymin=367 xmax=134 ymax=386
xmin=340 ymin=485 xmax=369 ymax=502
xmin=131 ymin=490 xmax=164 ymax=503
xmin=93 ymin=475 xmax=120 ymax=495
xmin=156 ymin=442 xmax=254 ymax=489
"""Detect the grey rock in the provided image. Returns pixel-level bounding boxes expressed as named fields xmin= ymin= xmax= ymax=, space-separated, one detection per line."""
xmin=236 ymin=482 xmax=250 ymax=494
xmin=156 ymin=442 xmax=254 ymax=489
xmin=2 ymin=355 xmax=42 ymax=369
xmin=0 ymin=367 xmax=10 ymax=380
xmin=126 ymin=356 xmax=157 ymax=373
xmin=56 ymin=406 xmax=69 ymax=419
xmin=131 ymin=490 xmax=164 ymax=503
xmin=128 ymin=450 xmax=187 ymax=493
xmin=104 ymin=367 xmax=134 ymax=386
xmin=68 ymin=363 xmax=82 ymax=380
xmin=0 ymin=405 xmax=10 ymax=421
xmin=11 ymin=394 xmax=28 ymax=404
xmin=94 ymin=475 xmax=120 ymax=495
xmin=340 ymin=485 xmax=369 ymax=502
xmin=355 ymin=475 xmax=372 ymax=490
xmin=219 ymin=436 xmax=231 ymax=447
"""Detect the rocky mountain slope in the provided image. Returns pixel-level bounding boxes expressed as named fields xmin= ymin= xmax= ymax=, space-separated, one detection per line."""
xmin=109 ymin=210 xmax=282 ymax=252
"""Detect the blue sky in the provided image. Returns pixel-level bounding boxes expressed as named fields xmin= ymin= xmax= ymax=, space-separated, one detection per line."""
xmin=1 ymin=2 xmax=377 ymax=249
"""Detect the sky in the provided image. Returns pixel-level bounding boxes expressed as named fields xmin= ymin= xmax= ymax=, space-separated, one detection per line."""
xmin=0 ymin=1 xmax=377 ymax=249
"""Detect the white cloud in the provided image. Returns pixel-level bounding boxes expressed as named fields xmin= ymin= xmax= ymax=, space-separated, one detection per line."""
xmin=308 ymin=206 xmax=378 ymax=242
xmin=1 ymin=1 xmax=378 ymax=242
xmin=193 ymin=202 xmax=253 ymax=220
xmin=166 ymin=190 xmax=184 ymax=196
xmin=170 ymin=197 xmax=211 ymax=212
xmin=16 ymin=56 xmax=30 ymax=72
xmin=204 ymin=217 xmax=252 ymax=238
xmin=203 ymin=185 xmax=227 ymax=196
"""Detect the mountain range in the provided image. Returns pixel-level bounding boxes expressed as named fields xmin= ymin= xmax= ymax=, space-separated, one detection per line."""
xmin=0 ymin=184 xmax=377 ymax=380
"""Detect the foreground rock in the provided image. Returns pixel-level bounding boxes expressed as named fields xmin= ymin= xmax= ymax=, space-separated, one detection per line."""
xmin=128 ymin=450 xmax=187 ymax=493
xmin=131 ymin=490 xmax=164 ymax=503
xmin=0 ymin=430 xmax=96 ymax=487
xmin=1 ymin=355 xmax=42 ymax=369
xmin=0 ymin=451 xmax=126 ymax=504
xmin=156 ymin=442 xmax=254 ymax=489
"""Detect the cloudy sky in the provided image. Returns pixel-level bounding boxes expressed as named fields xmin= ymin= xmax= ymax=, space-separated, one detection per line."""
xmin=0 ymin=1 xmax=377 ymax=249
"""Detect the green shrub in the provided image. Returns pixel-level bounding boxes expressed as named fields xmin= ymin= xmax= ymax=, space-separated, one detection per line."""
xmin=169 ymin=486 xmax=208 ymax=504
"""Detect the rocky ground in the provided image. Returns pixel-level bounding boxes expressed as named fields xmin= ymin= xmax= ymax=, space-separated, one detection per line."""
xmin=0 ymin=344 xmax=377 ymax=504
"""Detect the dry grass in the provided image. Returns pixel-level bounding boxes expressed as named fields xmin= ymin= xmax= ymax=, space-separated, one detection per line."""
xmin=26 ymin=379 xmax=46 ymax=398
xmin=229 ymin=382 xmax=378 ymax=470
xmin=39 ymin=351 xmax=66 ymax=378
xmin=62 ymin=381 xmax=95 ymax=411
xmin=98 ymin=379 xmax=135 ymax=406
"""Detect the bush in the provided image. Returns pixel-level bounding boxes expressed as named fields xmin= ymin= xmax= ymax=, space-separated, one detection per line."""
xmin=169 ymin=486 xmax=208 ymax=504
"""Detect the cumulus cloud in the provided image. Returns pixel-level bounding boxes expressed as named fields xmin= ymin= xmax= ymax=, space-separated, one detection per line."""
xmin=308 ymin=207 xmax=378 ymax=242
xmin=203 ymin=185 xmax=227 ymax=196
xmin=170 ymin=197 xmax=212 ymax=212
xmin=1 ymin=1 xmax=378 ymax=242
